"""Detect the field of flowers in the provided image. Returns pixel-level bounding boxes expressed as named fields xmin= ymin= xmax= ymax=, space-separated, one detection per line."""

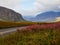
xmin=0 ymin=22 xmax=60 ymax=45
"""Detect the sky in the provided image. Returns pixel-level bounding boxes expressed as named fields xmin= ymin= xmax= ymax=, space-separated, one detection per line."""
xmin=0 ymin=0 xmax=60 ymax=16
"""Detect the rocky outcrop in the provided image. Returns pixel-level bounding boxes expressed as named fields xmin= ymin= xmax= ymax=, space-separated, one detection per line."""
xmin=0 ymin=6 xmax=25 ymax=22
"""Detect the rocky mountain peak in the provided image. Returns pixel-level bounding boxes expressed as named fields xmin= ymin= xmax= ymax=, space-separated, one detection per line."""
xmin=0 ymin=6 xmax=25 ymax=22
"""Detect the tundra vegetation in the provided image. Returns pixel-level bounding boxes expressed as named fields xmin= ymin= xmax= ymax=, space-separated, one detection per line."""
xmin=0 ymin=22 xmax=60 ymax=45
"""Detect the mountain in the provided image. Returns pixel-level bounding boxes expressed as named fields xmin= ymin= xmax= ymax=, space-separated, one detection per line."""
xmin=53 ymin=17 xmax=60 ymax=22
xmin=23 ymin=16 xmax=35 ymax=21
xmin=24 ymin=11 xmax=60 ymax=22
xmin=0 ymin=6 xmax=25 ymax=22
xmin=34 ymin=11 xmax=60 ymax=22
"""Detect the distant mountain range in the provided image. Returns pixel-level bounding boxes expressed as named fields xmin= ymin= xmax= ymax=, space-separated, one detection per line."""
xmin=24 ymin=11 xmax=60 ymax=22
xmin=35 ymin=11 xmax=60 ymax=22
xmin=0 ymin=6 xmax=25 ymax=22
xmin=1 ymin=6 xmax=60 ymax=22
xmin=23 ymin=16 xmax=34 ymax=21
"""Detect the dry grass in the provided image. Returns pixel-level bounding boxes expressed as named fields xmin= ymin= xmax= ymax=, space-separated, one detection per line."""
xmin=0 ymin=22 xmax=60 ymax=45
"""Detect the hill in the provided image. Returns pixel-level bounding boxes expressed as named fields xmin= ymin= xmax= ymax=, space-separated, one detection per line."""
xmin=35 ymin=11 xmax=60 ymax=22
xmin=25 ymin=11 xmax=60 ymax=22
xmin=0 ymin=6 xmax=25 ymax=22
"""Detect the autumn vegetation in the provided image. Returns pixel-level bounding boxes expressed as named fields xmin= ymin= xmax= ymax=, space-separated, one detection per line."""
xmin=0 ymin=22 xmax=60 ymax=45
xmin=0 ymin=21 xmax=49 ymax=29
xmin=0 ymin=21 xmax=36 ymax=28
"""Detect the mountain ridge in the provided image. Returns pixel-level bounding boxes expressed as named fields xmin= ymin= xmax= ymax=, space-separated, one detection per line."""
xmin=35 ymin=11 xmax=60 ymax=22
xmin=24 ymin=11 xmax=60 ymax=22
xmin=0 ymin=6 xmax=25 ymax=22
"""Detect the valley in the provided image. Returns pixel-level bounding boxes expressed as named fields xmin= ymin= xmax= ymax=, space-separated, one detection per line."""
xmin=0 ymin=6 xmax=60 ymax=45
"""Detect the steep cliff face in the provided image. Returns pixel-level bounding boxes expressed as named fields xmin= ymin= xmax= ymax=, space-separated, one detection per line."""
xmin=0 ymin=6 xmax=25 ymax=22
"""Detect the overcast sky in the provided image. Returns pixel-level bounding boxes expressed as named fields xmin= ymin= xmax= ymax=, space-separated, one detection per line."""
xmin=0 ymin=0 xmax=60 ymax=16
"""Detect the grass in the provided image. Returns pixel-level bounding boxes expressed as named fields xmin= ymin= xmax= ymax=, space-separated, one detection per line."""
xmin=0 ymin=21 xmax=36 ymax=28
xmin=0 ymin=22 xmax=60 ymax=45
xmin=0 ymin=21 xmax=48 ymax=29
xmin=0 ymin=29 xmax=60 ymax=45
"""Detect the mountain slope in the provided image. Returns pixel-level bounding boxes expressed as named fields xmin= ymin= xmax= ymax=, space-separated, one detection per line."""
xmin=0 ymin=6 xmax=25 ymax=22
xmin=53 ymin=17 xmax=60 ymax=22
xmin=35 ymin=11 xmax=60 ymax=22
